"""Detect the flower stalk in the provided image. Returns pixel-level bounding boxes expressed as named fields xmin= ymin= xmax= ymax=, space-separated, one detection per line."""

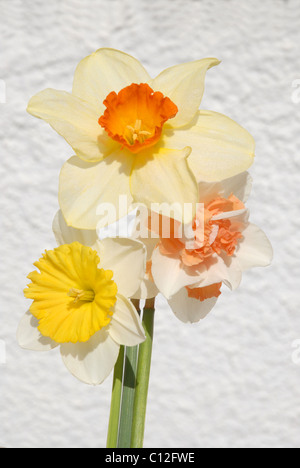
xmin=107 ymin=299 xmax=155 ymax=448
xmin=106 ymin=346 xmax=125 ymax=448
xmin=117 ymin=344 xmax=139 ymax=447
xmin=131 ymin=298 xmax=155 ymax=448
xmin=116 ymin=300 xmax=141 ymax=448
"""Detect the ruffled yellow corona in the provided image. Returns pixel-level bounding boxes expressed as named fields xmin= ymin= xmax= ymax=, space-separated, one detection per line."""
xmin=24 ymin=242 xmax=118 ymax=344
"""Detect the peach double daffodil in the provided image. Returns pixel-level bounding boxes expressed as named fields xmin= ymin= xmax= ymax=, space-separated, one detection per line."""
xmin=134 ymin=172 xmax=273 ymax=323
xmin=17 ymin=212 xmax=147 ymax=385
xmin=27 ymin=48 xmax=255 ymax=229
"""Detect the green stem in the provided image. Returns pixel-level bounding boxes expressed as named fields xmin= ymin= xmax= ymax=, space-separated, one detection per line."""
xmin=117 ymin=344 xmax=139 ymax=447
xmin=131 ymin=299 xmax=155 ymax=448
xmin=106 ymin=346 xmax=125 ymax=448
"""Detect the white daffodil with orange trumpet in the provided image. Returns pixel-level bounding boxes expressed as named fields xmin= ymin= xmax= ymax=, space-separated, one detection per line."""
xmin=27 ymin=48 xmax=255 ymax=229
xmin=135 ymin=172 xmax=273 ymax=323
xmin=17 ymin=212 xmax=147 ymax=385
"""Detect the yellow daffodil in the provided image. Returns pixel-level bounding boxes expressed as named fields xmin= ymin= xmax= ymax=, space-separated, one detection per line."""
xmin=27 ymin=48 xmax=255 ymax=229
xmin=17 ymin=220 xmax=147 ymax=385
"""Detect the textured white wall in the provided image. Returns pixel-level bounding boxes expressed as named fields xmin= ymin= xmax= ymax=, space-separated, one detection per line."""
xmin=1 ymin=0 xmax=300 ymax=448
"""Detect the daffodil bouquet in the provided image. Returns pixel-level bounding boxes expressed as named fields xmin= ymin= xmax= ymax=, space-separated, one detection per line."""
xmin=17 ymin=49 xmax=272 ymax=448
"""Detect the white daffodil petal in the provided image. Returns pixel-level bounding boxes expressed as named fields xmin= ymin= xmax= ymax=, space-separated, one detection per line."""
xmin=164 ymin=110 xmax=255 ymax=182
xmin=191 ymin=254 xmax=242 ymax=290
xmin=60 ymin=329 xmax=119 ymax=385
xmin=211 ymin=208 xmax=247 ymax=221
xmin=98 ymin=209 xmax=139 ymax=240
xmin=221 ymin=210 xmax=250 ymax=226
xmin=151 ymin=248 xmax=199 ymax=299
xmin=17 ymin=311 xmax=58 ymax=352
xmin=137 ymin=237 xmax=159 ymax=262
xmin=151 ymin=58 xmax=220 ymax=128
xmin=198 ymin=172 xmax=253 ymax=205
xmin=168 ymin=288 xmax=218 ymax=323
xmin=218 ymin=254 xmax=243 ymax=290
xmin=52 ymin=210 xmax=98 ymax=247
xmin=132 ymin=278 xmax=159 ymax=301
xmin=130 ymin=147 xmax=199 ymax=224
xmin=130 ymin=237 xmax=160 ymax=300
xmin=109 ymin=294 xmax=146 ymax=346
xmin=72 ymin=48 xmax=151 ymax=114
xmin=218 ymin=172 xmax=253 ymax=203
xmin=95 ymin=237 xmax=146 ymax=298
xmin=27 ymin=89 xmax=114 ymax=162
xmin=59 ymin=152 xmax=134 ymax=230
xmin=235 ymin=223 xmax=273 ymax=271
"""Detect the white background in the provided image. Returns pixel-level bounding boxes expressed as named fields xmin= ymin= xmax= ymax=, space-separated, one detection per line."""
xmin=1 ymin=0 xmax=300 ymax=448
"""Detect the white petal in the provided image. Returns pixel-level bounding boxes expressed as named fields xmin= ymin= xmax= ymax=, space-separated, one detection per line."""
xmin=98 ymin=209 xmax=139 ymax=240
xmin=27 ymin=89 xmax=114 ymax=162
xmin=212 ymin=208 xmax=247 ymax=221
xmin=95 ymin=237 xmax=146 ymax=297
xmin=151 ymin=248 xmax=199 ymax=299
xmin=219 ymin=172 xmax=253 ymax=203
xmin=164 ymin=110 xmax=255 ymax=182
xmin=235 ymin=223 xmax=273 ymax=271
xmin=17 ymin=311 xmax=58 ymax=352
xmin=72 ymin=48 xmax=151 ymax=113
xmin=191 ymin=254 xmax=243 ymax=291
xmin=198 ymin=172 xmax=253 ymax=205
xmin=217 ymin=254 xmax=243 ymax=290
xmin=59 ymin=151 xmax=134 ymax=230
xmin=60 ymin=329 xmax=119 ymax=385
xmin=109 ymin=294 xmax=146 ymax=346
xmin=52 ymin=210 xmax=98 ymax=247
xmin=151 ymin=242 xmax=243 ymax=297
xmin=182 ymin=254 xmax=242 ymax=291
xmin=132 ymin=238 xmax=159 ymax=299
xmin=132 ymin=278 xmax=159 ymax=301
xmin=151 ymin=58 xmax=220 ymax=128
xmin=137 ymin=236 xmax=159 ymax=262
xmin=131 ymin=237 xmax=160 ymax=300
xmin=168 ymin=288 xmax=218 ymax=323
